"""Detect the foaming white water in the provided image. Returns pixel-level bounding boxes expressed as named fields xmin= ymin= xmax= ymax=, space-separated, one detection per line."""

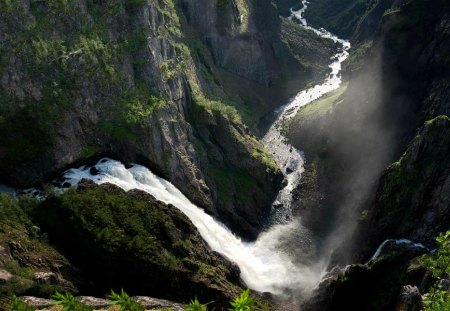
xmin=63 ymin=158 xmax=320 ymax=295
xmin=262 ymin=4 xmax=350 ymax=224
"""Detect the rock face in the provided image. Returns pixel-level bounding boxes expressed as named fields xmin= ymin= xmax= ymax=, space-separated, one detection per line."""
xmin=32 ymin=181 xmax=244 ymax=308
xmin=396 ymin=285 xmax=423 ymax=311
xmin=302 ymin=243 xmax=427 ymax=311
xmin=284 ymin=1 xmax=450 ymax=309
xmin=0 ymin=0 xmax=289 ymax=239
xmin=33 ymin=272 xmax=58 ymax=285
xmin=358 ymin=116 xmax=450 ymax=256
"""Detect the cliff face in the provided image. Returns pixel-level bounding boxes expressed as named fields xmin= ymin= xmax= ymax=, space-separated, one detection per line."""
xmin=352 ymin=0 xmax=450 ymax=255
xmin=284 ymin=0 xmax=450 ymax=309
xmin=0 ymin=0 xmax=294 ymax=239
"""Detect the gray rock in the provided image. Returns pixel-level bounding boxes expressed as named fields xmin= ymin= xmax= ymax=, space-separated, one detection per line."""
xmin=78 ymin=296 xmax=110 ymax=308
xmin=0 ymin=245 xmax=12 ymax=265
xmin=396 ymin=285 xmax=423 ymax=311
xmin=0 ymin=269 xmax=13 ymax=283
xmin=133 ymin=296 xmax=184 ymax=311
xmin=33 ymin=271 xmax=58 ymax=284
xmin=19 ymin=296 xmax=53 ymax=309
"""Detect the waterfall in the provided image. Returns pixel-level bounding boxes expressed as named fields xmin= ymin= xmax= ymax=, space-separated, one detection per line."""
xmin=62 ymin=158 xmax=322 ymax=296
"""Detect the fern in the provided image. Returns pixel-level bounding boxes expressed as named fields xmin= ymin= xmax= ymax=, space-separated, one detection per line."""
xmin=185 ymin=298 xmax=207 ymax=311
xmin=52 ymin=292 xmax=93 ymax=311
xmin=9 ymin=296 xmax=35 ymax=311
xmin=229 ymin=289 xmax=255 ymax=311
xmin=108 ymin=289 xmax=144 ymax=311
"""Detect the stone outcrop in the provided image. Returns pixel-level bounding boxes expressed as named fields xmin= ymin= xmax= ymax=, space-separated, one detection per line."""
xmin=0 ymin=0 xmax=288 ymax=240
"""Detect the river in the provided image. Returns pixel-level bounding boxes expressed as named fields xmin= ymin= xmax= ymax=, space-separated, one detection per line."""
xmin=0 ymin=0 xmax=351 ymax=299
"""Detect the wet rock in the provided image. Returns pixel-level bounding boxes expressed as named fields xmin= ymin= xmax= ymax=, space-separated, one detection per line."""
xmin=0 ymin=245 xmax=12 ymax=265
xmin=89 ymin=166 xmax=99 ymax=175
xmin=132 ymin=296 xmax=184 ymax=311
xmin=0 ymin=269 xmax=13 ymax=283
xmin=396 ymin=285 xmax=423 ymax=311
xmin=272 ymin=200 xmax=283 ymax=209
xmin=78 ymin=296 xmax=109 ymax=308
xmin=20 ymin=297 xmax=53 ymax=309
xmin=33 ymin=272 xmax=58 ymax=284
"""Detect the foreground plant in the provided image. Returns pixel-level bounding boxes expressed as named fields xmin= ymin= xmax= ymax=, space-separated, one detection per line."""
xmin=185 ymin=297 xmax=207 ymax=311
xmin=53 ymin=292 xmax=93 ymax=311
xmin=229 ymin=289 xmax=255 ymax=311
xmin=9 ymin=296 xmax=35 ymax=311
xmin=420 ymin=231 xmax=450 ymax=310
xmin=108 ymin=289 xmax=144 ymax=311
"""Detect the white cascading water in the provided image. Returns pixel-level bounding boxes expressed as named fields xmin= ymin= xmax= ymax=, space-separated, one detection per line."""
xmin=62 ymin=158 xmax=319 ymax=296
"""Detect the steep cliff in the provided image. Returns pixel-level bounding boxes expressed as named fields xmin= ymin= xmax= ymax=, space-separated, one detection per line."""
xmin=0 ymin=0 xmax=303 ymax=239
xmin=284 ymin=0 xmax=450 ymax=309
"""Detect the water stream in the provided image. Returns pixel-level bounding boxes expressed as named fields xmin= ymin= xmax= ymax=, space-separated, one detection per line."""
xmin=0 ymin=0 xmax=352 ymax=298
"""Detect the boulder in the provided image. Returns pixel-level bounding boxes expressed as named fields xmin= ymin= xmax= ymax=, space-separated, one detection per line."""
xmin=0 ymin=269 xmax=13 ymax=283
xmin=396 ymin=285 xmax=423 ymax=311
xmin=33 ymin=271 xmax=58 ymax=285
xmin=133 ymin=296 xmax=184 ymax=311
xmin=78 ymin=296 xmax=109 ymax=309
xmin=0 ymin=245 xmax=12 ymax=265
xmin=20 ymin=297 xmax=53 ymax=309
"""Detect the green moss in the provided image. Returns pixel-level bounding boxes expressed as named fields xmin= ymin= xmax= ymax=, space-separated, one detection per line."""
xmin=283 ymin=83 xmax=347 ymax=138
xmin=251 ymin=148 xmax=278 ymax=174
xmin=0 ymin=194 xmax=72 ymax=296
xmin=342 ymin=41 xmax=372 ymax=74
xmin=207 ymin=165 xmax=258 ymax=203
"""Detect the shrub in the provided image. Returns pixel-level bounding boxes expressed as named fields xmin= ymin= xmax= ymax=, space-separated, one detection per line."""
xmin=53 ymin=292 xmax=93 ymax=311
xmin=9 ymin=296 xmax=35 ymax=311
xmin=229 ymin=289 xmax=255 ymax=311
xmin=420 ymin=231 xmax=450 ymax=278
xmin=109 ymin=289 xmax=144 ymax=311
xmin=185 ymin=297 xmax=207 ymax=311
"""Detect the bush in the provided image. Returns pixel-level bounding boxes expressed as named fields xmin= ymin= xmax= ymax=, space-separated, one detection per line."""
xmin=229 ymin=289 xmax=255 ymax=311
xmin=420 ymin=231 xmax=450 ymax=278
xmin=53 ymin=292 xmax=93 ymax=311
xmin=185 ymin=298 xmax=207 ymax=311
xmin=109 ymin=289 xmax=144 ymax=311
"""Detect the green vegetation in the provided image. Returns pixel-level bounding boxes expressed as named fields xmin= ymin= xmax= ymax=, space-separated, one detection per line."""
xmin=53 ymin=291 xmax=94 ymax=311
xmin=0 ymin=194 xmax=72 ymax=297
xmin=302 ymin=0 xmax=369 ymax=38
xmin=109 ymin=289 xmax=144 ymax=311
xmin=229 ymin=289 xmax=255 ymax=311
xmin=185 ymin=289 xmax=255 ymax=311
xmin=8 ymin=296 xmax=35 ymax=311
xmin=342 ymin=41 xmax=372 ymax=75
xmin=420 ymin=231 xmax=450 ymax=279
xmin=0 ymin=0 xmax=172 ymax=169
xmin=6 ymin=289 xmax=257 ymax=311
xmin=207 ymin=164 xmax=259 ymax=203
xmin=281 ymin=18 xmax=337 ymax=77
xmin=420 ymin=231 xmax=450 ymax=310
xmin=185 ymin=298 xmax=207 ymax=311
xmin=289 ymin=83 xmax=347 ymax=124
xmin=29 ymin=183 xmax=242 ymax=303
xmin=251 ymin=148 xmax=279 ymax=174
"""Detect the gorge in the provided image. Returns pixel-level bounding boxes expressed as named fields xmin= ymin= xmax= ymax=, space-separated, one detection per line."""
xmin=1 ymin=0 xmax=450 ymax=310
